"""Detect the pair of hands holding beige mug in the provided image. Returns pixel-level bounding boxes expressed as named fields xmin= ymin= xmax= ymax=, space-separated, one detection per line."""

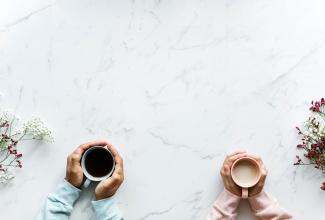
xmin=65 ymin=140 xmax=124 ymax=200
xmin=220 ymin=151 xmax=267 ymax=197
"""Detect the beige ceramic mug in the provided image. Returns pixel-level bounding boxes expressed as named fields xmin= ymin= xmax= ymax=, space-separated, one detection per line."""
xmin=231 ymin=157 xmax=261 ymax=198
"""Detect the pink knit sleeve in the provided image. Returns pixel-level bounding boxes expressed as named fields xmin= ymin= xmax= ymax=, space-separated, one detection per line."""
xmin=248 ymin=191 xmax=293 ymax=220
xmin=206 ymin=189 xmax=241 ymax=220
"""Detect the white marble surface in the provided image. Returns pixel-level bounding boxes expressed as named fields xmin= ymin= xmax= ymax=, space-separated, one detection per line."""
xmin=1 ymin=0 xmax=325 ymax=219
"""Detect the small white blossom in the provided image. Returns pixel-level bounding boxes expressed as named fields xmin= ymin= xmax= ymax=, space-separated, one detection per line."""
xmin=0 ymin=110 xmax=53 ymax=184
xmin=0 ymin=171 xmax=15 ymax=184
xmin=0 ymin=111 xmax=12 ymax=125
xmin=20 ymin=118 xmax=53 ymax=142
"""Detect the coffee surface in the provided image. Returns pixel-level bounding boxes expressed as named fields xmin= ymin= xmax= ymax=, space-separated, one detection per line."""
xmin=232 ymin=159 xmax=259 ymax=186
xmin=85 ymin=148 xmax=114 ymax=177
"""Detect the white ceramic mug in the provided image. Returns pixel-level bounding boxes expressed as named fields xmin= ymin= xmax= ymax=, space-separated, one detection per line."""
xmin=81 ymin=146 xmax=115 ymax=188
xmin=230 ymin=157 xmax=261 ymax=198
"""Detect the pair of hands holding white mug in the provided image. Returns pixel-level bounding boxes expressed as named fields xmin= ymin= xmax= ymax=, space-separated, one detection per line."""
xmin=220 ymin=151 xmax=267 ymax=197
xmin=65 ymin=140 xmax=124 ymax=200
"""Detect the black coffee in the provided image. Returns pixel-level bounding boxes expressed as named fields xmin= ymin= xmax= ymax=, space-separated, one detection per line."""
xmin=84 ymin=148 xmax=114 ymax=177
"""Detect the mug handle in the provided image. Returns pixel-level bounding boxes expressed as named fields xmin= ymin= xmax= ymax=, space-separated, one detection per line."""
xmin=242 ymin=187 xmax=248 ymax=199
xmin=82 ymin=178 xmax=91 ymax=189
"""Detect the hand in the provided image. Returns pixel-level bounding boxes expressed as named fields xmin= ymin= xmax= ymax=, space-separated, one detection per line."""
xmin=220 ymin=151 xmax=248 ymax=197
xmin=65 ymin=140 xmax=110 ymax=188
xmin=95 ymin=142 xmax=124 ymax=200
xmin=248 ymin=155 xmax=267 ymax=197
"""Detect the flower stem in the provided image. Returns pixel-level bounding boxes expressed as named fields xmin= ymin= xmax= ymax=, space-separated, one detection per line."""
xmin=0 ymin=151 xmax=10 ymax=164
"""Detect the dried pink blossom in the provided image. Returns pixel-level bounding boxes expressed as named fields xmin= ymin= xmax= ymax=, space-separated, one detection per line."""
xmin=0 ymin=111 xmax=52 ymax=183
xmin=295 ymin=98 xmax=325 ymax=190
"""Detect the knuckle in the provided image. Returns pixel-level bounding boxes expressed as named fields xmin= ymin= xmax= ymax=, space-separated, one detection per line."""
xmin=71 ymin=154 xmax=79 ymax=162
xmin=103 ymin=182 xmax=110 ymax=188
xmin=260 ymin=176 xmax=266 ymax=182
xmin=106 ymin=180 xmax=113 ymax=186
xmin=262 ymin=169 xmax=267 ymax=176
xmin=112 ymin=173 xmax=123 ymax=182
xmin=223 ymin=166 xmax=229 ymax=174
xmin=114 ymin=175 xmax=122 ymax=182
xmin=71 ymin=169 xmax=78 ymax=175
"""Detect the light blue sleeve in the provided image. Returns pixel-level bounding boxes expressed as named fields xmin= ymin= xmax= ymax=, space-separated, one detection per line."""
xmin=92 ymin=197 xmax=124 ymax=220
xmin=37 ymin=180 xmax=81 ymax=220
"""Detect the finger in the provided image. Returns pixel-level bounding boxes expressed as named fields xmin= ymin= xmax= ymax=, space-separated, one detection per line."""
xmin=226 ymin=152 xmax=248 ymax=165
xmin=70 ymin=153 xmax=82 ymax=164
xmin=227 ymin=150 xmax=246 ymax=158
xmin=67 ymin=155 xmax=72 ymax=165
xmin=106 ymin=143 xmax=124 ymax=169
xmin=104 ymin=143 xmax=124 ymax=177
xmin=260 ymin=171 xmax=267 ymax=182
xmin=114 ymin=153 xmax=124 ymax=170
xmin=258 ymin=171 xmax=267 ymax=187
xmin=105 ymin=142 xmax=120 ymax=158
xmin=223 ymin=151 xmax=247 ymax=164
xmin=227 ymin=150 xmax=247 ymax=157
xmin=103 ymin=173 xmax=123 ymax=186
xmin=67 ymin=153 xmax=80 ymax=167
xmin=112 ymin=162 xmax=124 ymax=183
xmin=221 ymin=164 xmax=231 ymax=176
xmin=100 ymin=176 xmax=116 ymax=187
xmin=261 ymin=164 xmax=267 ymax=176
xmin=112 ymin=172 xmax=124 ymax=183
xmin=75 ymin=140 xmax=109 ymax=155
xmin=113 ymin=162 xmax=124 ymax=175
xmin=249 ymin=155 xmax=263 ymax=164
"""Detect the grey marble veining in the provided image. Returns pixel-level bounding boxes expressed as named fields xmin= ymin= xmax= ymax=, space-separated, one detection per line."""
xmin=1 ymin=0 xmax=325 ymax=219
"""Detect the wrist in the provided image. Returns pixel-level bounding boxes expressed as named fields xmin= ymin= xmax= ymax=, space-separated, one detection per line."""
xmin=95 ymin=193 xmax=114 ymax=201
xmin=225 ymin=186 xmax=242 ymax=197
xmin=249 ymin=188 xmax=263 ymax=197
xmin=249 ymin=189 xmax=264 ymax=197
xmin=65 ymin=177 xmax=81 ymax=188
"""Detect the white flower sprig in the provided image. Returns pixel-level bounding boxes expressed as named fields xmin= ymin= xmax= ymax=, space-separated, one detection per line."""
xmin=0 ymin=111 xmax=53 ymax=184
xmin=0 ymin=171 xmax=14 ymax=184
xmin=0 ymin=111 xmax=10 ymax=125
xmin=18 ymin=118 xmax=53 ymax=142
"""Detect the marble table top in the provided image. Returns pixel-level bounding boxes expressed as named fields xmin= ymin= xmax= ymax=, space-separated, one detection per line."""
xmin=1 ymin=0 xmax=325 ymax=219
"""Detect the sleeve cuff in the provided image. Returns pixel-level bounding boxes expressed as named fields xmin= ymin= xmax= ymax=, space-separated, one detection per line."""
xmin=213 ymin=189 xmax=241 ymax=215
xmin=92 ymin=196 xmax=123 ymax=219
xmin=49 ymin=179 xmax=81 ymax=206
xmin=248 ymin=190 xmax=274 ymax=212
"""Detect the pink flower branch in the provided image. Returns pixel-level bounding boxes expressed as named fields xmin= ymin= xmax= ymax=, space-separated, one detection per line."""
xmin=0 ymin=112 xmax=52 ymax=183
xmin=295 ymin=98 xmax=325 ymax=190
